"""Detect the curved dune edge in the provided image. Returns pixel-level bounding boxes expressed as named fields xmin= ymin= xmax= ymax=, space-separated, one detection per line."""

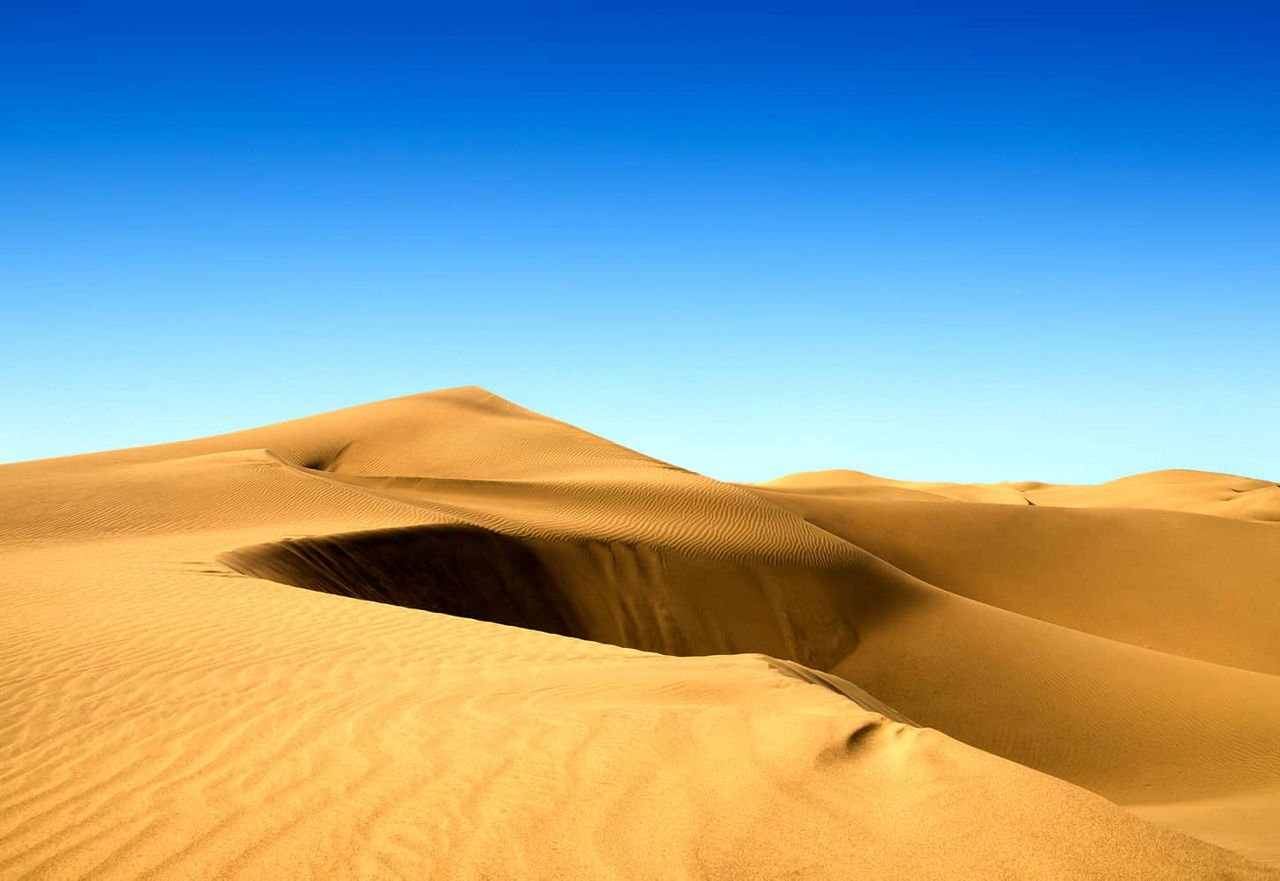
xmin=2 ymin=386 xmax=1278 ymax=877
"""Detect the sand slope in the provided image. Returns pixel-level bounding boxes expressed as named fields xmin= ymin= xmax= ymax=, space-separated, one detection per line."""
xmin=763 ymin=467 xmax=1280 ymax=521
xmin=2 ymin=387 xmax=1277 ymax=877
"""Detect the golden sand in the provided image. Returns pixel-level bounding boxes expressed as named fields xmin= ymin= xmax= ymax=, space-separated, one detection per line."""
xmin=2 ymin=387 xmax=1276 ymax=877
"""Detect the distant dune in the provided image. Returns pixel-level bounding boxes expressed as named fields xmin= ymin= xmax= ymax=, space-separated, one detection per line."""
xmin=2 ymin=387 xmax=1277 ymax=878
xmin=762 ymin=467 xmax=1280 ymax=520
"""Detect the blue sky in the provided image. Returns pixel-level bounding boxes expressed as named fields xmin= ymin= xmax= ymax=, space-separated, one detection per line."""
xmin=2 ymin=5 xmax=1277 ymax=482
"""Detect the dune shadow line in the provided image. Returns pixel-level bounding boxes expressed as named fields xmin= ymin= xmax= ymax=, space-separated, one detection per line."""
xmin=217 ymin=525 xmax=586 ymax=639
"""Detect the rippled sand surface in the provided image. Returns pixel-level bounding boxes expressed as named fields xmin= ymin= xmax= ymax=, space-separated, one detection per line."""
xmin=3 ymin=387 xmax=1277 ymax=878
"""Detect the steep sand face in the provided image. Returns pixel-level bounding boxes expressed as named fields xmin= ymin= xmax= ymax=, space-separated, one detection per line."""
xmin=2 ymin=386 xmax=1277 ymax=877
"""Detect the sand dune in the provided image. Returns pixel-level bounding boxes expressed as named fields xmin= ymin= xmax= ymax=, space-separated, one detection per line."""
xmin=2 ymin=387 xmax=1277 ymax=877
xmin=763 ymin=467 xmax=1280 ymax=521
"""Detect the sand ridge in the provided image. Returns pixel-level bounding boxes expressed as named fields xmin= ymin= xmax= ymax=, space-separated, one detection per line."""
xmin=2 ymin=387 xmax=1277 ymax=877
xmin=762 ymin=466 xmax=1280 ymax=521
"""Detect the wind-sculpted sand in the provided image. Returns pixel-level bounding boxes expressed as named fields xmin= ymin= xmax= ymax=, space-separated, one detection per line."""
xmin=2 ymin=387 xmax=1277 ymax=878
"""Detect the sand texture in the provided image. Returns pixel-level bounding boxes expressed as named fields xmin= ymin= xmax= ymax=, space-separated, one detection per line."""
xmin=2 ymin=387 xmax=1277 ymax=878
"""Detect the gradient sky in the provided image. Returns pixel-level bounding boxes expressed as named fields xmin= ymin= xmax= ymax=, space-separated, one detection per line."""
xmin=3 ymin=5 xmax=1277 ymax=483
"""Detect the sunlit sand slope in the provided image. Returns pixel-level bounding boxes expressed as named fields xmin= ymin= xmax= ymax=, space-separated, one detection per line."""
xmin=2 ymin=387 xmax=1277 ymax=876
xmin=764 ymin=467 xmax=1280 ymax=520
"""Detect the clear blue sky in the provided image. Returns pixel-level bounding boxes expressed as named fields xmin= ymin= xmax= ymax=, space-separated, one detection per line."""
xmin=3 ymin=5 xmax=1277 ymax=482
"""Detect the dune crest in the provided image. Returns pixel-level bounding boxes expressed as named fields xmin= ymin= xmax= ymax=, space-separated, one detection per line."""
xmin=2 ymin=388 xmax=1277 ymax=877
xmin=763 ymin=466 xmax=1280 ymax=521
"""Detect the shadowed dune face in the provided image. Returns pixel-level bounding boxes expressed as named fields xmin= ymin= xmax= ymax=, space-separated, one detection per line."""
xmin=3 ymin=386 xmax=1280 ymax=877
xmin=220 ymin=526 xmax=585 ymax=641
xmin=220 ymin=523 xmax=866 ymax=671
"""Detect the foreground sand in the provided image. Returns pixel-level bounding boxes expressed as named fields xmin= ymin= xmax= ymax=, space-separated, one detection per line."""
xmin=2 ymin=388 xmax=1277 ymax=878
